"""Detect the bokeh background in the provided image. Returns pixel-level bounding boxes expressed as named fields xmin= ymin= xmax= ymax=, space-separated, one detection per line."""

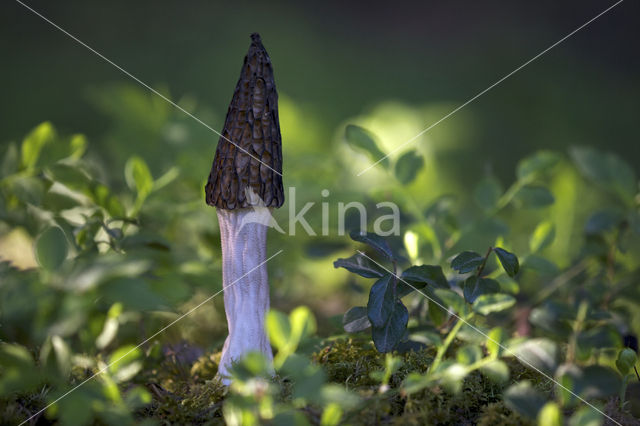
xmin=1 ymin=0 xmax=639 ymax=338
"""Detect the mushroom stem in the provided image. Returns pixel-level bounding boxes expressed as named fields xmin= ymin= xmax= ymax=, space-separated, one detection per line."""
xmin=217 ymin=207 xmax=273 ymax=383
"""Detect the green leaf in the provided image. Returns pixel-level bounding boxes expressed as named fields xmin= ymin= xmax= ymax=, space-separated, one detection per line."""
xmin=558 ymin=364 xmax=622 ymax=401
xmin=35 ymin=226 xmax=68 ymax=271
xmin=371 ymin=300 xmax=408 ymax=353
xmin=266 ymin=310 xmax=291 ymax=351
xmin=367 ymin=275 xmax=395 ymax=328
xmin=473 ymin=293 xmax=515 ymax=315
xmin=493 ymin=247 xmax=519 ymax=277
xmin=473 ymin=176 xmax=503 ymax=211
xmin=344 ymin=125 xmax=389 ymax=169
xmin=125 ymin=156 xmax=153 ymax=200
xmin=21 ymin=121 xmax=55 ymax=169
xmin=343 ymin=306 xmax=371 ymax=333
xmin=101 ymin=277 xmax=165 ymax=310
xmin=512 ymin=185 xmax=555 ymax=208
xmin=584 ymin=209 xmax=624 ymax=235
xmin=394 ymin=150 xmax=424 ymax=184
xmin=349 ymin=230 xmax=394 ymax=260
xmin=108 ymin=345 xmax=142 ymax=382
xmin=514 ymin=338 xmax=558 ymax=375
xmin=320 ymin=403 xmax=343 ymax=426
xmin=333 ymin=254 xmax=385 ymax=278
xmin=571 ymin=146 xmax=637 ymax=204
xmin=1 ymin=143 xmax=18 ymax=178
xmin=480 ymin=360 xmax=510 ymax=384
xmin=503 ymin=381 xmax=546 ymax=419
xmin=537 ymin=402 xmax=562 ymax=426
xmin=0 ymin=343 xmax=40 ymax=395
xmin=400 ymin=265 xmax=448 ymax=288
xmin=568 ymin=406 xmax=603 ymax=426
xmin=463 ymin=277 xmax=500 ymax=303
xmin=456 ymin=345 xmax=482 ymax=365
xmin=450 ymin=251 xmax=485 ymax=274
xmin=616 ymin=348 xmax=638 ymax=376
xmin=529 ymin=221 xmax=555 ymax=253
xmin=516 ymin=150 xmax=561 ymax=181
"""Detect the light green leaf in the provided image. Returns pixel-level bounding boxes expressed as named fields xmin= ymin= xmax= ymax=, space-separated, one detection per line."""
xmin=480 ymin=360 xmax=509 ymax=384
xmin=514 ymin=338 xmax=558 ymax=375
xmin=487 ymin=327 xmax=506 ymax=358
xmin=473 ymin=293 xmax=515 ymax=315
xmin=344 ymin=125 xmax=389 ymax=169
xmin=529 ymin=221 xmax=555 ymax=253
xmin=537 ymin=402 xmax=562 ymax=426
xmin=21 ymin=122 xmax=55 ymax=169
xmin=125 ymin=156 xmax=153 ymax=200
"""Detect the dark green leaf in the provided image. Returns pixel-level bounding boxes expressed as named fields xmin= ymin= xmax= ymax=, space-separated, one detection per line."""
xmin=493 ymin=247 xmax=519 ymax=277
xmin=333 ymin=254 xmax=385 ymax=278
xmin=371 ymin=300 xmax=409 ymax=353
xmin=450 ymin=251 xmax=484 ymax=274
xmin=512 ymin=185 xmax=555 ymax=208
xmin=473 ymin=176 xmax=503 ymax=211
xmin=504 ymin=381 xmax=546 ymax=419
xmin=367 ymin=275 xmax=395 ymax=328
xmin=344 ymin=125 xmax=389 ymax=169
xmin=584 ymin=209 xmax=624 ymax=235
xmin=568 ymin=406 xmax=603 ymax=426
xmin=343 ymin=306 xmax=371 ymax=333
xmin=616 ymin=348 xmax=638 ymax=376
xmin=473 ymin=293 xmax=515 ymax=315
xmin=463 ymin=277 xmax=500 ymax=303
xmin=35 ymin=226 xmax=68 ymax=271
xmin=394 ymin=150 xmax=424 ymax=184
xmin=349 ymin=230 xmax=394 ymax=260
xmin=557 ymin=364 xmax=621 ymax=400
xmin=401 ymin=265 xmax=448 ymax=288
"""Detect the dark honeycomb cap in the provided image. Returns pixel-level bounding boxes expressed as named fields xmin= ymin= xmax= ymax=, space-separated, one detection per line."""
xmin=205 ymin=33 xmax=284 ymax=209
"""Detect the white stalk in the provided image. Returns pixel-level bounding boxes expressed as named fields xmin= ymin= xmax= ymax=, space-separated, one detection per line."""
xmin=217 ymin=207 xmax=273 ymax=384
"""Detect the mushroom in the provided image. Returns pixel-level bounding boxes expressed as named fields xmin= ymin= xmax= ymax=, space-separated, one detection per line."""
xmin=205 ymin=33 xmax=284 ymax=383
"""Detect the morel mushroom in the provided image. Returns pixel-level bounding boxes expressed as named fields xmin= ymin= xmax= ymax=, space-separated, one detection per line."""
xmin=205 ymin=33 xmax=284 ymax=384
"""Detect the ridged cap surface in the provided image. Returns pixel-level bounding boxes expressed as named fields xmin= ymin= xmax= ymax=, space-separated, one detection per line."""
xmin=205 ymin=33 xmax=284 ymax=209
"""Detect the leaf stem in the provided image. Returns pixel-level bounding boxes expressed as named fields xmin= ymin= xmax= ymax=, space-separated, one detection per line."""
xmin=476 ymin=246 xmax=493 ymax=278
